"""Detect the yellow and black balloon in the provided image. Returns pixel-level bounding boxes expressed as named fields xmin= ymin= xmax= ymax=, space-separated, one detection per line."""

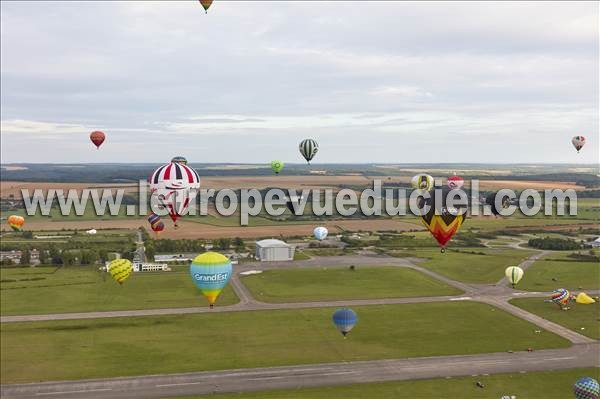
xmin=108 ymin=259 xmax=133 ymax=285
xmin=417 ymin=188 xmax=466 ymax=252
xmin=199 ymin=0 xmax=212 ymax=13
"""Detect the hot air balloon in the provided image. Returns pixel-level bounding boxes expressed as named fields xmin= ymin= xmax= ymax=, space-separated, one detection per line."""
xmin=199 ymin=0 xmax=212 ymax=13
xmin=332 ymin=308 xmax=357 ymax=338
xmin=551 ymin=288 xmax=572 ymax=310
xmin=313 ymin=226 xmax=328 ymax=241
xmin=190 ymin=252 xmax=232 ymax=308
xmin=417 ymin=188 xmax=466 ymax=252
xmin=147 ymin=213 xmax=165 ymax=236
xmin=149 ymin=161 xmax=201 ymax=227
xmin=171 ymin=156 xmax=188 ymax=165
xmin=90 ymin=131 xmax=105 ymax=149
xmin=505 ymin=266 xmax=524 ymax=288
xmin=285 ymin=194 xmax=304 ymax=215
xmin=271 ymin=160 xmax=284 ymax=174
xmin=572 ymin=136 xmax=586 ymax=153
xmin=411 ymin=174 xmax=434 ymax=192
xmin=574 ymin=377 xmax=599 ymax=399
xmin=107 ymin=259 xmax=133 ymax=285
xmin=486 ymin=192 xmax=510 ymax=217
xmin=299 ymin=138 xmax=318 ymax=164
xmin=447 ymin=174 xmax=464 ymax=190
xmin=575 ymin=292 xmax=596 ymax=304
xmin=7 ymin=215 xmax=24 ymax=231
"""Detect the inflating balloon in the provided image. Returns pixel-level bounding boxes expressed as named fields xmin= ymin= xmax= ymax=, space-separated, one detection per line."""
xmin=199 ymin=0 xmax=212 ymax=13
xmin=7 ymin=215 xmax=24 ymax=231
xmin=417 ymin=188 xmax=466 ymax=252
xmin=411 ymin=174 xmax=434 ymax=192
xmin=332 ymin=308 xmax=357 ymax=338
xmin=299 ymin=138 xmax=318 ymax=164
xmin=108 ymin=259 xmax=132 ymax=285
xmin=90 ymin=131 xmax=105 ymax=149
xmin=313 ymin=226 xmax=328 ymax=241
xmin=505 ymin=266 xmax=524 ymax=288
xmin=147 ymin=213 xmax=165 ymax=236
xmin=572 ymin=136 xmax=586 ymax=153
xmin=575 ymin=292 xmax=596 ymax=304
xmin=447 ymin=175 xmax=464 ymax=190
xmin=190 ymin=252 xmax=232 ymax=308
xmin=171 ymin=156 xmax=188 ymax=165
xmin=551 ymin=288 xmax=572 ymax=309
xmin=149 ymin=161 xmax=201 ymax=227
xmin=573 ymin=377 xmax=599 ymax=399
xmin=271 ymin=160 xmax=284 ymax=174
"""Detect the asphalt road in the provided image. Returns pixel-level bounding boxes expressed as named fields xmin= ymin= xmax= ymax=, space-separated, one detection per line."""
xmin=2 ymin=343 xmax=598 ymax=399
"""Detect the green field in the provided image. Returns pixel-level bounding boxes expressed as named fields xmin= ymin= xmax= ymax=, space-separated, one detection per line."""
xmin=178 ymin=368 xmax=600 ymax=399
xmin=0 ymin=266 xmax=239 ymax=315
xmin=517 ymin=260 xmax=600 ymax=291
xmin=510 ymin=298 xmax=600 ymax=340
xmin=0 ymin=302 xmax=570 ymax=383
xmin=406 ymin=248 xmax=536 ymax=284
xmin=242 ymin=266 xmax=462 ymax=303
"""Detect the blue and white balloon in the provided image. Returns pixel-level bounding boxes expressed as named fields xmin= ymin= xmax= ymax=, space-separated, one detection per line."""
xmin=313 ymin=226 xmax=328 ymax=241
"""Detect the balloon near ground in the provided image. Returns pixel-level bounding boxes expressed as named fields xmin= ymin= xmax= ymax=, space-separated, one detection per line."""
xmin=108 ymin=259 xmax=133 ymax=285
xmin=149 ymin=161 xmax=201 ymax=227
xmin=299 ymin=138 xmax=318 ymax=164
xmin=332 ymin=308 xmax=357 ymax=337
xmin=190 ymin=252 xmax=232 ymax=308
xmin=505 ymin=266 xmax=524 ymax=288
xmin=411 ymin=174 xmax=434 ymax=192
xmin=417 ymin=188 xmax=466 ymax=252
xmin=573 ymin=377 xmax=599 ymax=399
xmin=7 ymin=215 xmax=24 ymax=231
xmin=575 ymin=292 xmax=596 ymax=304
xmin=271 ymin=160 xmax=284 ymax=174
xmin=447 ymin=175 xmax=464 ymax=190
xmin=89 ymin=130 xmax=105 ymax=149
xmin=572 ymin=135 xmax=586 ymax=153
xmin=550 ymin=288 xmax=572 ymax=309
xmin=313 ymin=226 xmax=328 ymax=241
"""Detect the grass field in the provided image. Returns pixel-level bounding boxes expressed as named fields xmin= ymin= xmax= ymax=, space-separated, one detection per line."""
xmin=0 ymin=302 xmax=570 ymax=383
xmin=242 ymin=266 xmax=462 ymax=303
xmin=0 ymin=266 xmax=239 ymax=315
xmin=510 ymin=298 xmax=600 ymax=340
xmin=178 ymin=368 xmax=600 ymax=399
xmin=403 ymin=248 xmax=537 ymax=284
xmin=517 ymin=260 xmax=600 ymax=292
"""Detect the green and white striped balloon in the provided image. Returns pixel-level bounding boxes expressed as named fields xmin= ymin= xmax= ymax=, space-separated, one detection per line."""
xmin=299 ymin=138 xmax=318 ymax=164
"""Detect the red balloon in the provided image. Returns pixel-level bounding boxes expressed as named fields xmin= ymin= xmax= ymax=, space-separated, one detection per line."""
xmin=90 ymin=131 xmax=106 ymax=149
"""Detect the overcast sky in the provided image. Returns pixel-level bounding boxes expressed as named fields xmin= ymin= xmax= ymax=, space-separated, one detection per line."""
xmin=1 ymin=1 xmax=598 ymax=164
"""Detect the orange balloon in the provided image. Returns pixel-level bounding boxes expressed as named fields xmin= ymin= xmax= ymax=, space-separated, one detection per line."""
xmin=90 ymin=131 xmax=106 ymax=149
xmin=7 ymin=215 xmax=25 ymax=231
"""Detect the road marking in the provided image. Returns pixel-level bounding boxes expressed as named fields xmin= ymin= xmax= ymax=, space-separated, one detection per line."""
xmin=156 ymin=382 xmax=205 ymax=388
xmin=36 ymin=388 xmax=112 ymax=396
xmin=449 ymin=297 xmax=472 ymax=301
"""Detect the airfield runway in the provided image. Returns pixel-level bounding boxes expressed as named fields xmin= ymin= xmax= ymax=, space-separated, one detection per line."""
xmin=1 ymin=250 xmax=598 ymax=398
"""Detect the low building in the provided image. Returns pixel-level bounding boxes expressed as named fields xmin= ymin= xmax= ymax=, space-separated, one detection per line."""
xmin=255 ymin=239 xmax=294 ymax=262
xmin=132 ymin=262 xmax=169 ymax=272
xmin=154 ymin=253 xmax=196 ymax=262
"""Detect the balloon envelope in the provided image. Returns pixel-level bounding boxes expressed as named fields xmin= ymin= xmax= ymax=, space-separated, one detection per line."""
xmin=505 ymin=266 xmax=524 ymax=286
xmin=551 ymin=288 xmax=572 ymax=307
xmin=271 ymin=160 xmax=284 ymax=174
xmin=108 ymin=259 xmax=133 ymax=284
xmin=299 ymin=139 xmax=318 ymax=163
xmin=574 ymin=377 xmax=599 ymax=399
xmin=90 ymin=131 xmax=105 ymax=149
xmin=486 ymin=192 xmax=511 ymax=216
xmin=332 ymin=308 xmax=357 ymax=337
xmin=411 ymin=174 xmax=434 ymax=192
xmin=7 ymin=215 xmax=24 ymax=231
xmin=171 ymin=156 xmax=188 ymax=165
xmin=572 ymin=136 xmax=586 ymax=153
xmin=417 ymin=188 xmax=466 ymax=250
xmin=149 ymin=162 xmax=201 ymax=225
xmin=313 ymin=226 xmax=328 ymax=241
xmin=447 ymin=175 xmax=464 ymax=189
xmin=190 ymin=252 xmax=232 ymax=306
xmin=575 ymin=292 xmax=596 ymax=304
xmin=199 ymin=0 xmax=213 ymax=12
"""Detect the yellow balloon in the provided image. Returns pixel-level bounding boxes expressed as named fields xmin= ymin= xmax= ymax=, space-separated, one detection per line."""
xmin=108 ymin=259 xmax=133 ymax=285
xmin=575 ymin=292 xmax=596 ymax=304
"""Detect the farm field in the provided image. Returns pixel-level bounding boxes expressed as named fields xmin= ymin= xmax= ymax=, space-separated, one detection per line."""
xmin=242 ymin=266 xmax=463 ymax=303
xmin=180 ymin=367 xmax=600 ymax=399
xmin=0 ymin=302 xmax=570 ymax=383
xmin=510 ymin=298 xmax=600 ymax=340
xmin=0 ymin=266 xmax=239 ymax=315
